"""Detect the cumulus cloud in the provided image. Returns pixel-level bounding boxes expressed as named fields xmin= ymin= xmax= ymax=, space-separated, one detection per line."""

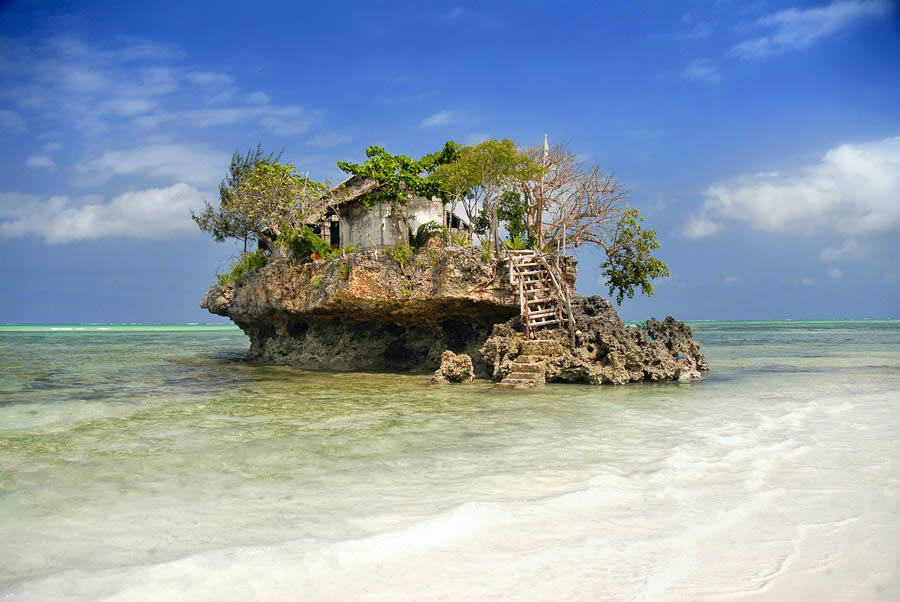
xmin=76 ymin=143 xmax=230 ymax=189
xmin=25 ymin=155 xmax=56 ymax=169
xmin=0 ymin=183 xmax=205 ymax=243
xmin=731 ymin=0 xmax=894 ymax=58
xmin=683 ymin=137 xmax=900 ymax=257
xmin=420 ymin=110 xmax=460 ymax=128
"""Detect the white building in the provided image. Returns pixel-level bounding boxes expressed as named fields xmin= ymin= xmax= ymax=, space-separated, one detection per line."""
xmin=313 ymin=175 xmax=468 ymax=250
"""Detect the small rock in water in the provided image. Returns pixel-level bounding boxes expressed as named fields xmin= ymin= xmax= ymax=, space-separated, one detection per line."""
xmin=431 ymin=350 xmax=475 ymax=384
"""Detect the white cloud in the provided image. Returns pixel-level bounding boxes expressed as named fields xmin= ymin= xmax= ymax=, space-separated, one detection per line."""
xmin=25 ymin=155 xmax=56 ymax=169
xmin=683 ymin=137 xmax=900 ymax=252
xmin=308 ymin=132 xmax=352 ymax=147
xmin=76 ymin=143 xmax=229 ymax=188
xmin=183 ymin=71 xmax=234 ymax=87
xmin=819 ymin=239 xmax=863 ymax=261
xmin=828 ymin=267 xmax=843 ymax=282
xmin=731 ymin=0 xmax=894 ymax=58
xmin=420 ymin=110 xmax=460 ymax=128
xmin=0 ymin=183 xmax=205 ymax=243
xmin=800 ymin=277 xmax=816 ymax=286
xmin=682 ymin=213 xmax=723 ymax=239
xmin=43 ymin=141 xmax=62 ymax=152
xmin=0 ymin=192 xmax=39 ymax=217
xmin=682 ymin=59 xmax=721 ymax=83
xmin=0 ymin=36 xmax=322 ymax=138
xmin=0 ymin=109 xmax=27 ymax=131
xmin=724 ymin=275 xmax=738 ymax=286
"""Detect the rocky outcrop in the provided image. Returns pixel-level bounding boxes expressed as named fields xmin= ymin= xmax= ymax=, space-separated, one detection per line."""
xmin=201 ymin=246 xmax=576 ymax=374
xmin=481 ymin=295 xmax=708 ymax=385
xmin=201 ymin=246 xmax=708 ymax=384
xmin=430 ymin=350 xmax=475 ymax=384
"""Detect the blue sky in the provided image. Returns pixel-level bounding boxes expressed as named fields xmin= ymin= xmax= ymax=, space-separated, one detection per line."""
xmin=1 ymin=0 xmax=898 ymax=322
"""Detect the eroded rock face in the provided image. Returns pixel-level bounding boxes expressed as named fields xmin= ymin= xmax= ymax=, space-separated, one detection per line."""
xmin=201 ymin=247 xmax=577 ymax=374
xmin=431 ymin=350 xmax=475 ymax=384
xmin=481 ymin=295 xmax=709 ymax=384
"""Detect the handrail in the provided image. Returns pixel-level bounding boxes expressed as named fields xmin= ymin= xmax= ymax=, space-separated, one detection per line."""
xmin=539 ymin=254 xmax=576 ymax=347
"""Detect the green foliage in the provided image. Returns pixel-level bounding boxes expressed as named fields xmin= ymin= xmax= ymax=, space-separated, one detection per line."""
xmin=408 ymin=220 xmax=449 ymax=249
xmin=426 ymin=249 xmax=441 ymax=265
xmin=452 ymin=234 xmax=471 ymax=247
xmin=388 ymin=244 xmax=414 ymax=267
xmin=216 ymin=249 xmax=269 ymax=286
xmin=601 ymin=209 xmax=671 ymax=305
xmin=437 ymin=139 xmax=543 ymax=250
xmin=193 ymin=144 xmax=283 ymax=252
xmin=337 ymin=260 xmax=350 ymax=280
xmin=480 ymin=239 xmax=492 ymax=263
xmin=498 ymin=191 xmax=528 ymax=241
xmin=278 ymin=225 xmax=331 ymax=259
xmin=312 ymin=275 xmax=322 ymax=289
xmin=504 ymin=234 xmax=529 ymax=250
xmin=344 ymin=242 xmax=357 ymax=255
xmin=336 ymin=142 xmax=461 ymax=207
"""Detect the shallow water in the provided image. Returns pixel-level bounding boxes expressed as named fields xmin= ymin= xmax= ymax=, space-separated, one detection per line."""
xmin=1 ymin=321 xmax=898 ymax=600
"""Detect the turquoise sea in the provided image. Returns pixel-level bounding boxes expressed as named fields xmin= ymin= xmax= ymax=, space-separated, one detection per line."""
xmin=1 ymin=321 xmax=898 ymax=600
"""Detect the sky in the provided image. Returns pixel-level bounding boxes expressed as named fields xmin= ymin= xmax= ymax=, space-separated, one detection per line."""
xmin=1 ymin=0 xmax=898 ymax=323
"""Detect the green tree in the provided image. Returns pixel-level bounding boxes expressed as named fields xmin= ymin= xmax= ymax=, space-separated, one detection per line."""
xmin=192 ymin=144 xmax=282 ymax=254
xmin=600 ymin=209 xmax=671 ymax=305
xmin=336 ymin=142 xmax=461 ymax=207
xmin=229 ymin=162 xmax=338 ymax=256
xmin=438 ymin=139 xmax=541 ymax=255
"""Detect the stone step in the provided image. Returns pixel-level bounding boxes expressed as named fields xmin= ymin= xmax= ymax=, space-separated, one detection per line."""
xmin=516 ymin=355 xmax=547 ymax=363
xmin=507 ymin=371 xmax=540 ymax=380
xmin=509 ymin=362 xmax=544 ymax=373
xmin=496 ymin=379 xmax=537 ymax=390
xmin=521 ymin=340 xmax=562 ymax=355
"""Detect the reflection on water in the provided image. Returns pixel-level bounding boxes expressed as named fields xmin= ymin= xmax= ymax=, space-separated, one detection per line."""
xmin=1 ymin=321 xmax=899 ymax=600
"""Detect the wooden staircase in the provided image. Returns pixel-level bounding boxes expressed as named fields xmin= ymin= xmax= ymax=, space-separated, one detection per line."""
xmin=496 ymin=251 xmax=576 ymax=391
xmin=506 ymin=250 xmax=576 ymax=343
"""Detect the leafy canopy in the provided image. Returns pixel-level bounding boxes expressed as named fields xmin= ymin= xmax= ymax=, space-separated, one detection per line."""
xmin=336 ymin=142 xmax=462 ymax=207
xmin=600 ymin=209 xmax=671 ymax=305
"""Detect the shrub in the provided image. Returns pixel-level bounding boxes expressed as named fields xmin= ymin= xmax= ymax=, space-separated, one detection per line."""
xmin=344 ymin=242 xmax=357 ymax=255
xmin=278 ymin=225 xmax=331 ymax=260
xmin=480 ymin=238 xmax=492 ymax=263
xmin=504 ymin=234 xmax=528 ymax=250
xmin=217 ymin=249 xmax=269 ymax=286
xmin=452 ymin=234 xmax=471 ymax=247
xmin=409 ymin=221 xmax=449 ymax=249
xmin=337 ymin=260 xmax=350 ymax=280
xmin=389 ymin=244 xmax=414 ymax=267
xmin=312 ymin=275 xmax=322 ymax=289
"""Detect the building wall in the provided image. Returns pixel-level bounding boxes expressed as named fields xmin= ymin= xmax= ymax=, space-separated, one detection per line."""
xmin=341 ymin=197 xmax=445 ymax=249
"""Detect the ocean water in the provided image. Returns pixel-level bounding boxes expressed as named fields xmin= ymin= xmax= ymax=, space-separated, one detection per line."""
xmin=0 ymin=321 xmax=898 ymax=601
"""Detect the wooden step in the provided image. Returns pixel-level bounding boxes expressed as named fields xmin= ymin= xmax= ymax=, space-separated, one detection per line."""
xmin=530 ymin=318 xmax=561 ymax=327
xmin=527 ymin=297 xmax=553 ymax=305
xmin=529 ymin=309 xmax=560 ymax=319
